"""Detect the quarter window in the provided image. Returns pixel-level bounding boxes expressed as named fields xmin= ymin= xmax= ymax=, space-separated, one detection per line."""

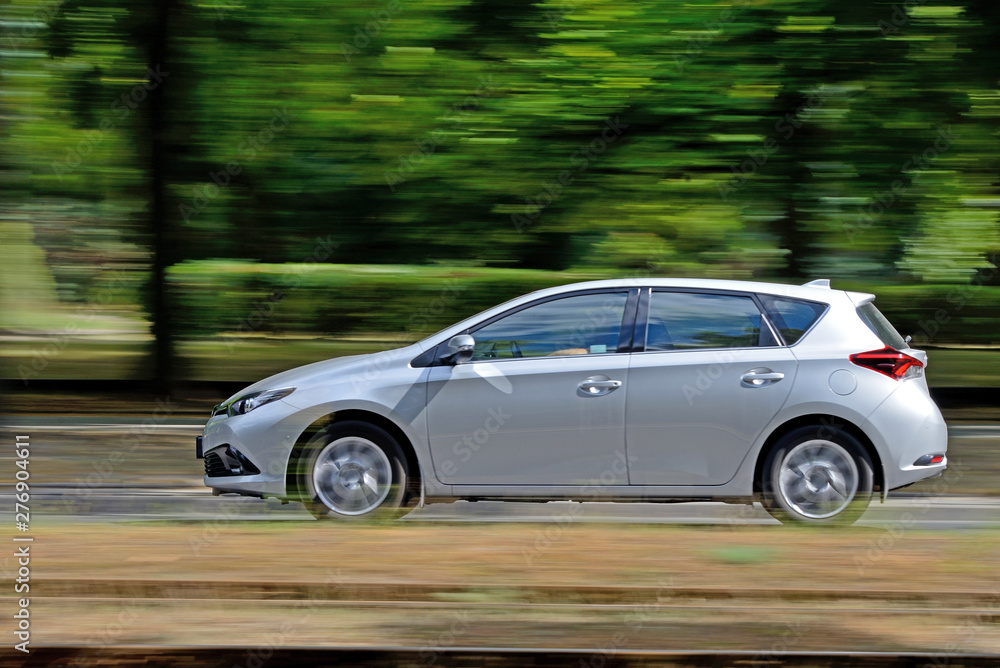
xmin=759 ymin=295 xmax=827 ymax=345
xmin=470 ymin=292 xmax=628 ymax=361
xmin=645 ymin=292 xmax=764 ymax=350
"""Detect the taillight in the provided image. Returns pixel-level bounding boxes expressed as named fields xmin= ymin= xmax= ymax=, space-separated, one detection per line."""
xmin=850 ymin=347 xmax=924 ymax=380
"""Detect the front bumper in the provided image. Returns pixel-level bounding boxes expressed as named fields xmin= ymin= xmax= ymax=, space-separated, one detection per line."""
xmin=198 ymin=398 xmax=307 ymax=498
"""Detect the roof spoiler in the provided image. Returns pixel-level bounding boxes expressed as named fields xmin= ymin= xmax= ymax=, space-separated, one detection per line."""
xmin=848 ymin=292 xmax=875 ymax=306
xmin=799 ymin=278 xmax=874 ymax=304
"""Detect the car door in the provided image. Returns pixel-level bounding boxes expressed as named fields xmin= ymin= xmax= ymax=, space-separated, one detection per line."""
xmin=426 ymin=289 xmax=637 ymax=485
xmin=625 ymin=289 xmax=796 ymax=485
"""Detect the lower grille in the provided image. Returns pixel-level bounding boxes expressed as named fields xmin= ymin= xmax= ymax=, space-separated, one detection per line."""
xmin=204 ymin=445 xmax=262 ymax=477
xmin=204 ymin=452 xmax=229 ymax=477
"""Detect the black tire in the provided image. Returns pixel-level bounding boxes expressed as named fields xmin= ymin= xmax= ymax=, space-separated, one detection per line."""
xmin=295 ymin=420 xmax=412 ymax=521
xmin=760 ymin=424 xmax=874 ymax=525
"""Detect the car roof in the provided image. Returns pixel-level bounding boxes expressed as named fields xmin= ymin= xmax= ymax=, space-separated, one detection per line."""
xmin=418 ymin=277 xmax=874 ymax=350
xmin=522 ymin=277 xmax=850 ymax=302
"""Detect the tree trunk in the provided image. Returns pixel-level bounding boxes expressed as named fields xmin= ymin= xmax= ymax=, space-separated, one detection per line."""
xmin=148 ymin=0 xmax=175 ymax=394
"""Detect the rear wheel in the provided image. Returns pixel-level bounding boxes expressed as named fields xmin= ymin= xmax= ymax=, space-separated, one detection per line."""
xmin=298 ymin=421 xmax=411 ymax=520
xmin=761 ymin=425 xmax=874 ymax=525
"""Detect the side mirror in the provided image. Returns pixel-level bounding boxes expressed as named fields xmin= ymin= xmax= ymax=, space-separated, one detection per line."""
xmin=442 ymin=334 xmax=475 ymax=365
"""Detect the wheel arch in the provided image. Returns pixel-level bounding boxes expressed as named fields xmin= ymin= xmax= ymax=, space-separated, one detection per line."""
xmin=752 ymin=414 xmax=884 ymax=500
xmin=285 ymin=409 xmax=422 ymax=504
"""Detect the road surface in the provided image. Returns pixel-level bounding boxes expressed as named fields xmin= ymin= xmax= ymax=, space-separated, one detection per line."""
xmin=2 ymin=417 xmax=997 ymax=528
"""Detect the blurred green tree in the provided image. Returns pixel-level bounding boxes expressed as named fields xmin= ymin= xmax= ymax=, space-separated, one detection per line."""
xmin=4 ymin=0 xmax=998 ymax=384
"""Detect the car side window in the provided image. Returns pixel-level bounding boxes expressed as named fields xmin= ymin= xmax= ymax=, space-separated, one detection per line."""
xmin=759 ymin=295 xmax=827 ymax=345
xmin=470 ymin=292 xmax=629 ymax=361
xmin=645 ymin=292 xmax=764 ymax=350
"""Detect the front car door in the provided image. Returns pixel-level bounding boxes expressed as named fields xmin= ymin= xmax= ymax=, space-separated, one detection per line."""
xmin=426 ymin=289 xmax=637 ymax=486
xmin=625 ymin=289 xmax=796 ymax=485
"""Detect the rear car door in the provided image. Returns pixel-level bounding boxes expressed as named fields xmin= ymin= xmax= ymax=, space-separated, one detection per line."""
xmin=625 ymin=289 xmax=796 ymax=485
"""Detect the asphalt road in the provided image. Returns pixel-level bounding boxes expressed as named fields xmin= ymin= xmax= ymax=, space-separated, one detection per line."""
xmin=2 ymin=417 xmax=999 ymax=528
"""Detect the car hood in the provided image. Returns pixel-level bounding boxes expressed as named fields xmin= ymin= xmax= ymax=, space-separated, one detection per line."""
xmin=224 ymin=343 xmax=424 ymax=404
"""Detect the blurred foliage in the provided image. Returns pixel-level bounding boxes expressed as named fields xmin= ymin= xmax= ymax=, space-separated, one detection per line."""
xmin=2 ymin=0 xmax=1000 ymax=382
xmin=167 ymin=261 xmax=1000 ymax=345
xmin=167 ymin=260 xmax=584 ymax=337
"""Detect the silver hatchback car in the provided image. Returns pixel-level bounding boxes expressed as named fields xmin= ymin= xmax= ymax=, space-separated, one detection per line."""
xmin=197 ymin=278 xmax=948 ymax=524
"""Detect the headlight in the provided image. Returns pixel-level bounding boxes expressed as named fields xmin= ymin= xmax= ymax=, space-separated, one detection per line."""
xmin=229 ymin=387 xmax=295 ymax=416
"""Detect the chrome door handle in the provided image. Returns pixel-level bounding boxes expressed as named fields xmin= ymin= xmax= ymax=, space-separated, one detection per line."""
xmin=740 ymin=368 xmax=785 ymax=387
xmin=578 ymin=376 xmax=622 ymax=396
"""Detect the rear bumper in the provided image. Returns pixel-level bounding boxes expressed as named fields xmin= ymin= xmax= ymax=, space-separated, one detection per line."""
xmin=863 ymin=380 xmax=949 ymax=491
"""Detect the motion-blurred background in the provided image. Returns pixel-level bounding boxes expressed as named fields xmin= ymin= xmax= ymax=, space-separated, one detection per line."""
xmin=3 ymin=4 xmax=1000 ymax=659
xmin=2 ymin=0 xmax=999 ymax=389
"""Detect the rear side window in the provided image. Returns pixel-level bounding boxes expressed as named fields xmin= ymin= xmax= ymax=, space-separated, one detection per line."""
xmin=856 ymin=302 xmax=907 ymax=349
xmin=645 ymin=292 xmax=765 ymax=350
xmin=759 ymin=295 xmax=827 ymax=345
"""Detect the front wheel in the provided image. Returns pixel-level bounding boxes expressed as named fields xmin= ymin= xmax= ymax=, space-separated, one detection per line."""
xmin=760 ymin=425 xmax=874 ymax=525
xmin=298 ymin=421 xmax=411 ymax=520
